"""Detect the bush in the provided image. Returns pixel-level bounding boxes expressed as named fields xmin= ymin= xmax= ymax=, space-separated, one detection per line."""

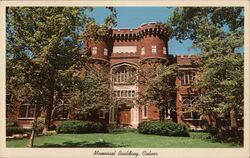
xmin=6 ymin=121 xmax=18 ymax=127
xmin=33 ymin=118 xmax=45 ymax=134
xmin=6 ymin=127 xmax=31 ymax=136
xmin=138 ymin=120 xmax=189 ymax=137
xmin=43 ymin=130 xmax=57 ymax=136
xmin=56 ymin=120 xmax=108 ymax=134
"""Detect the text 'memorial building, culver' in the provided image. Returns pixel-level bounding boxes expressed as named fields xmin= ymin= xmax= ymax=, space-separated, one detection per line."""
xmin=9 ymin=22 xmax=205 ymax=130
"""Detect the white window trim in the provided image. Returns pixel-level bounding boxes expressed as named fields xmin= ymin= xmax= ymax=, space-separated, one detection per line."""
xmin=182 ymin=72 xmax=195 ymax=85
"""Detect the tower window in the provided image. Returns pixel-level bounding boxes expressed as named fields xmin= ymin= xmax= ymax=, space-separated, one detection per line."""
xmin=181 ymin=71 xmax=196 ymax=85
xmin=104 ymin=48 xmax=108 ymax=56
xmin=141 ymin=47 xmax=145 ymax=55
xmin=152 ymin=45 xmax=157 ymax=54
xmin=163 ymin=47 xmax=167 ymax=54
xmin=91 ymin=47 xmax=97 ymax=55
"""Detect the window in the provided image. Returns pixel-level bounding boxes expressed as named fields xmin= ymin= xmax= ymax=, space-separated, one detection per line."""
xmin=91 ymin=47 xmax=97 ymax=55
xmin=142 ymin=106 xmax=148 ymax=118
xmin=182 ymin=97 xmax=199 ymax=120
xmin=19 ymin=102 xmax=36 ymax=118
xmin=112 ymin=65 xmax=137 ymax=84
xmin=181 ymin=71 xmax=196 ymax=85
xmin=104 ymin=48 xmax=108 ymax=56
xmin=113 ymin=90 xmax=136 ymax=98
xmin=152 ymin=45 xmax=157 ymax=54
xmin=141 ymin=47 xmax=145 ymax=55
xmin=163 ymin=47 xmax=167 ymax=54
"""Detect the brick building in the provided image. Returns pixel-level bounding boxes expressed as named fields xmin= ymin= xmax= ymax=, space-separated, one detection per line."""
xmin=8 ymin=22 xmax=206 ymax=129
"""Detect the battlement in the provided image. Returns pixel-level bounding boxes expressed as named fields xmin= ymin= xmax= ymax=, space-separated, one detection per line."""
xmin=111 ymin=22 xmax=170 ymax=40
xmin=176 ymin=54 xmax=200 ymax=66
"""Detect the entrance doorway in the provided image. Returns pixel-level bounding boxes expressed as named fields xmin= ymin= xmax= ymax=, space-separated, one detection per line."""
xmin=118 ymin=108 xmax=131 ymax=126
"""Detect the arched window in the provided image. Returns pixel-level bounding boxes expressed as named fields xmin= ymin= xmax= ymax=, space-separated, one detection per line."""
xmin=112 ymin=64 xmax=137 ymax=84
xmin=182 ymin=97 xmax=199 ymax=120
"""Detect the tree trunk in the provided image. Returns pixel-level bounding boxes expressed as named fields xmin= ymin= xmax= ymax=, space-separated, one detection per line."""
xmin=43 ymin=88 xmax=54 ymax=133
xmin=230 ymin=107 xmax=238 ymax=132
xmin=27 ymin=127 xmax=36 ymax=147
xmin=27 ymin=104 xmax=37 ymax=147
xmin=159 ymin=107 xmax=165 ymax=122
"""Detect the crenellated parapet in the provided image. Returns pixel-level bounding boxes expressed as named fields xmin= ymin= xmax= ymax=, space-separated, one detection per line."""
xmin=85 ymin=22 xmax=171 ymax=62
xmin=176 ymin=54 xmax=200 ymax=67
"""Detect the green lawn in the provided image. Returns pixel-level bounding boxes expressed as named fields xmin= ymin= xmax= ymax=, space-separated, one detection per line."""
xmin=6 ymin=132 xmax=240 ymax=148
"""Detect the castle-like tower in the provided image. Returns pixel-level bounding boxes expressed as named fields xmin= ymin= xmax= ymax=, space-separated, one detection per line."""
xmin=87 ymin=23 xmax=176 ymax=127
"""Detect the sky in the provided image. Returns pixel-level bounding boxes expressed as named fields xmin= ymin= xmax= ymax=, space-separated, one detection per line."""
xmin=87 ymin=7 xmax=200 ymax=55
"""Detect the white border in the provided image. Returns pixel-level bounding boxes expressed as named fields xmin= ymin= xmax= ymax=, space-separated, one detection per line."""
xmin=0 ymin=1 xmax=249 ymax=158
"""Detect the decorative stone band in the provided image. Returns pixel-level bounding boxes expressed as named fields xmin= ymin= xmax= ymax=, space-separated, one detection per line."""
xmin=113 ymin=46 xmax=137 ymax=54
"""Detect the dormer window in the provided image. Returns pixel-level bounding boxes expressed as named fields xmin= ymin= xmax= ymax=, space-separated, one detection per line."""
xmin=163 ymin=47 xmax=167 ymax=54
xmin=104 ymin=48 xmax=108 ymax=56
xmin=152 ymin=45 xmax=157 ymax=54
xmin=141 ymin=47 xmax=145 ymax=55
xmin=91 ymin=47 xmax=97 ymax=55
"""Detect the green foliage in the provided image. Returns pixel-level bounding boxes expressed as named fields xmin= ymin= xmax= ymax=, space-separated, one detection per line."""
xmin=7 ymin=132 xmax=240 ymax=148
xmin=138 ymin=59 xmax=178 ymax=120
xmin=42 ymin=130 xmax=57 ymax=136
xmin=69 ymin=65 xmax=111 ymax=115
xmin=168 ymin=7 xmax=244 ymax=131
xmin=168 ymin=7 xmax=243 ymax=43
xmin=6 ymin=121 xmax=18 ymax=127
xmin=6 ymin=127 xmax=31 ymax=136
xmin=6 ymin=7 xmax=117 ymax=133
xmin=138 ymin=121 xmax=189 ymax=137
xmin=56 ymin=120 xmax=108 ymax=134
xmin=32 ymin=118 xmax=45 ymax=134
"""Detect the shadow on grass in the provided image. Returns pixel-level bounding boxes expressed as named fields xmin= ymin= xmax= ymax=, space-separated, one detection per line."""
xmin=35 ymin=140 xmax=127 ymax=148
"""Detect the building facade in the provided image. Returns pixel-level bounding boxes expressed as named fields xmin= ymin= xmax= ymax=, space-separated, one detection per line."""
xmin=8 ymin=22 xmax=206 ymax=129
xmin=86 ymin=22 xmax=202 ymax=128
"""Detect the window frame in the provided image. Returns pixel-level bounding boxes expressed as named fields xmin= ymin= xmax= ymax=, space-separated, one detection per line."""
xmin=142 ymin=106 xmax=148 ymax=119
xmin=91 ymin=47 xmax=97 ymax=55
xmin=182 ymin=97 xmax=200 ymax=120
xmin=141 ymin=47 xmax=145 ymax=55
xmin=104 ymin=48 xmax=108 ymax=56
xmin=181 ymin=71 xmax=196 ymax=85
xmin=152 ymin=45 xmax=157 ymax=54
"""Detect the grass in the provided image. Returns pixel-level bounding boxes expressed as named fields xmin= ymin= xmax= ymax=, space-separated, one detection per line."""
xmin=6 ymin=131 xmax=241 ymax=148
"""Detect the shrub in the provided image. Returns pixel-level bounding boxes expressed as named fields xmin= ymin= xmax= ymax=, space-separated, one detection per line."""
xmin=56 ymin=120 xmax=108 ymax=134
xmin=33 ymin=118 xmax=45 ymax=134
xmin=6 ymin=127 xmax=31 ymax=136
xmin=138 ymin=120 xmax=189 ymax=137
xmin=43 ymin=130 xmax=57 ymax=136
xmin=6 ymin=121 xmax=18 ymax=127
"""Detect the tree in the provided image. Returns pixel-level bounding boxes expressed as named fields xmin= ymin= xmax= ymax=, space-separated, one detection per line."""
xmin=69 ymin=61 xmax=111 ymax=119
xmin=138 ymin=59 xmax=178 ymax=121
xmin=6 ymin=7 xmax=117 ymax=147
xmin=167 ymin=7 xmax=244 ymax=132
